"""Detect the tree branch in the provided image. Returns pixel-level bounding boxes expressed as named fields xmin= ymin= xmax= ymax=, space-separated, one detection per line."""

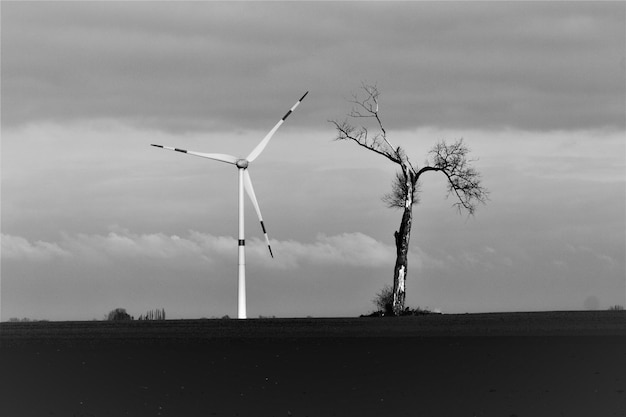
xmin=332 ymin=84 xmax=488 ymax=216
xmin=329 ymin=119 xmax=401 ymax=165
xmin=421 ymin=139 xmax=489 ymax=215
xmin=344 ymin=84 xmax=405 ymax=165
xmin=331 ymin=83 xmax=420 ymax=176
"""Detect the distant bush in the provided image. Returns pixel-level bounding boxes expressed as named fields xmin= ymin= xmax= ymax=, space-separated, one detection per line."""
xmin=106 ymin=308 xmax=132 ymax=321
xmin=138 ymin=308 xmax=166 ymax=321
xmin=608 ymin=305 xmax=624 ymax=311
xmin=7 ymin=317 xmax=47 ymax=323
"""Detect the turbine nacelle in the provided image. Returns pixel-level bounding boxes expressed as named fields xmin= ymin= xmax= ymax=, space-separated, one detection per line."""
xmin=236 ymin=159 xmax=249 ymax=169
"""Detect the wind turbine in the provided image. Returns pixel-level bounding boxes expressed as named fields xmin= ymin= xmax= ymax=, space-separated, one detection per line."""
xmin=151 ymin=91 xmax=308 ymax=319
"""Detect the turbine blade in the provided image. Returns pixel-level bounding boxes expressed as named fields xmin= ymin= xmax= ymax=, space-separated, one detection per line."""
xmin=246 ymin=91 xmax=309 ymax=162
xmin=151 ymin=144 xmax=237 ymax=165
xmin=243 ymin=170 xmax=274 ymax=258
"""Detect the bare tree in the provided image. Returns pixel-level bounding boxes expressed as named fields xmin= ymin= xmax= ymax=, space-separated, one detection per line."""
xmin=331 ymin=83 xmax=488 ymax=315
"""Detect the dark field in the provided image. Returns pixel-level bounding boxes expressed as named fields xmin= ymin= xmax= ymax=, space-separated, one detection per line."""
xmin=1 ymin=311 xmax=625 ymax=417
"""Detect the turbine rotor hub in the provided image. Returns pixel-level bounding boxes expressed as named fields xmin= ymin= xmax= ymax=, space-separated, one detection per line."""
xmin=236 ymin=159 xmax=249 ymax=169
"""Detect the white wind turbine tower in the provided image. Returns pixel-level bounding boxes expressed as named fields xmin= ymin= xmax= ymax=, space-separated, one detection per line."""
xmin=151 ymin=92 xmax=308 ymax=319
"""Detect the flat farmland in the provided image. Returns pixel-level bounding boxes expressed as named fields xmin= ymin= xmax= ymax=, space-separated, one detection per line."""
xmin=1 ymin=311 xmax=625 ymax=417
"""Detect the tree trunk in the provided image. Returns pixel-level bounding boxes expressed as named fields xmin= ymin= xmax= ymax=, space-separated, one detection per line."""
xmin=392 ymin=164 xmax=415 ymax=315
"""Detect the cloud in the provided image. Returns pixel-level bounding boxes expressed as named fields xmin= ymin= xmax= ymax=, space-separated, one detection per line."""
xmin=1 ymin=229 xmax=443 ymax=321
xmin=1 ymin=229 xmax=418 ymax=270
xmin=1 ymin=234 xmax=71 ymax=261
xmin=261 ymin=232 xmax=397 ymax=269
xmin=62 ymin=230 xmax=231 ymax=264
xmin=563 ymin=244 xmax=619 ymax=270
xmin=2 ymin=2 xmax=623 ymax=132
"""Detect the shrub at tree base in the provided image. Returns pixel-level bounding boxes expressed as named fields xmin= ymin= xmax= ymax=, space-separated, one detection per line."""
xmin=365 ymin=284 xmax=441 ymax=317
xmin=361 ymin=307 xmax=440 ymax=318
xmin=373 ymin=284 xmax=395 ymax=315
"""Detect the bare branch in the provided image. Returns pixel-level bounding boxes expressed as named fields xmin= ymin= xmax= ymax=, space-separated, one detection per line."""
xmin=332 ymin=85 xmax=488 ymax=216
xmin=338 ymin=83 xmax=404 ymax=166
xmin=348 ymin=82 xmax=380 ymax=117
xmin=423 ymin=139 xmax=489 ymax=215
xmin=329 ymin=118 xmax=400 ymax=164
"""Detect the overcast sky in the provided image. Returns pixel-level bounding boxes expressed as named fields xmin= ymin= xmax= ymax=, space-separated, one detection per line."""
xmin=2 ymin=1 xmax=624 ymax=321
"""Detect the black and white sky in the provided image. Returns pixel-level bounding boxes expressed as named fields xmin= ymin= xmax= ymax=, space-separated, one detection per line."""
xmin=1 ymin=1 xmax=624 ymax=320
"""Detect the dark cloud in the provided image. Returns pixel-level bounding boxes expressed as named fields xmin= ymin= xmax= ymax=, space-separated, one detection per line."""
xmin=2 ymin=2 xmax=624 ymax=132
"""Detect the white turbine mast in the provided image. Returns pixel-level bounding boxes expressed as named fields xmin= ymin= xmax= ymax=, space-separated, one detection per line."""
xmin=151 ymin=91 xmax=308 ymax=319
